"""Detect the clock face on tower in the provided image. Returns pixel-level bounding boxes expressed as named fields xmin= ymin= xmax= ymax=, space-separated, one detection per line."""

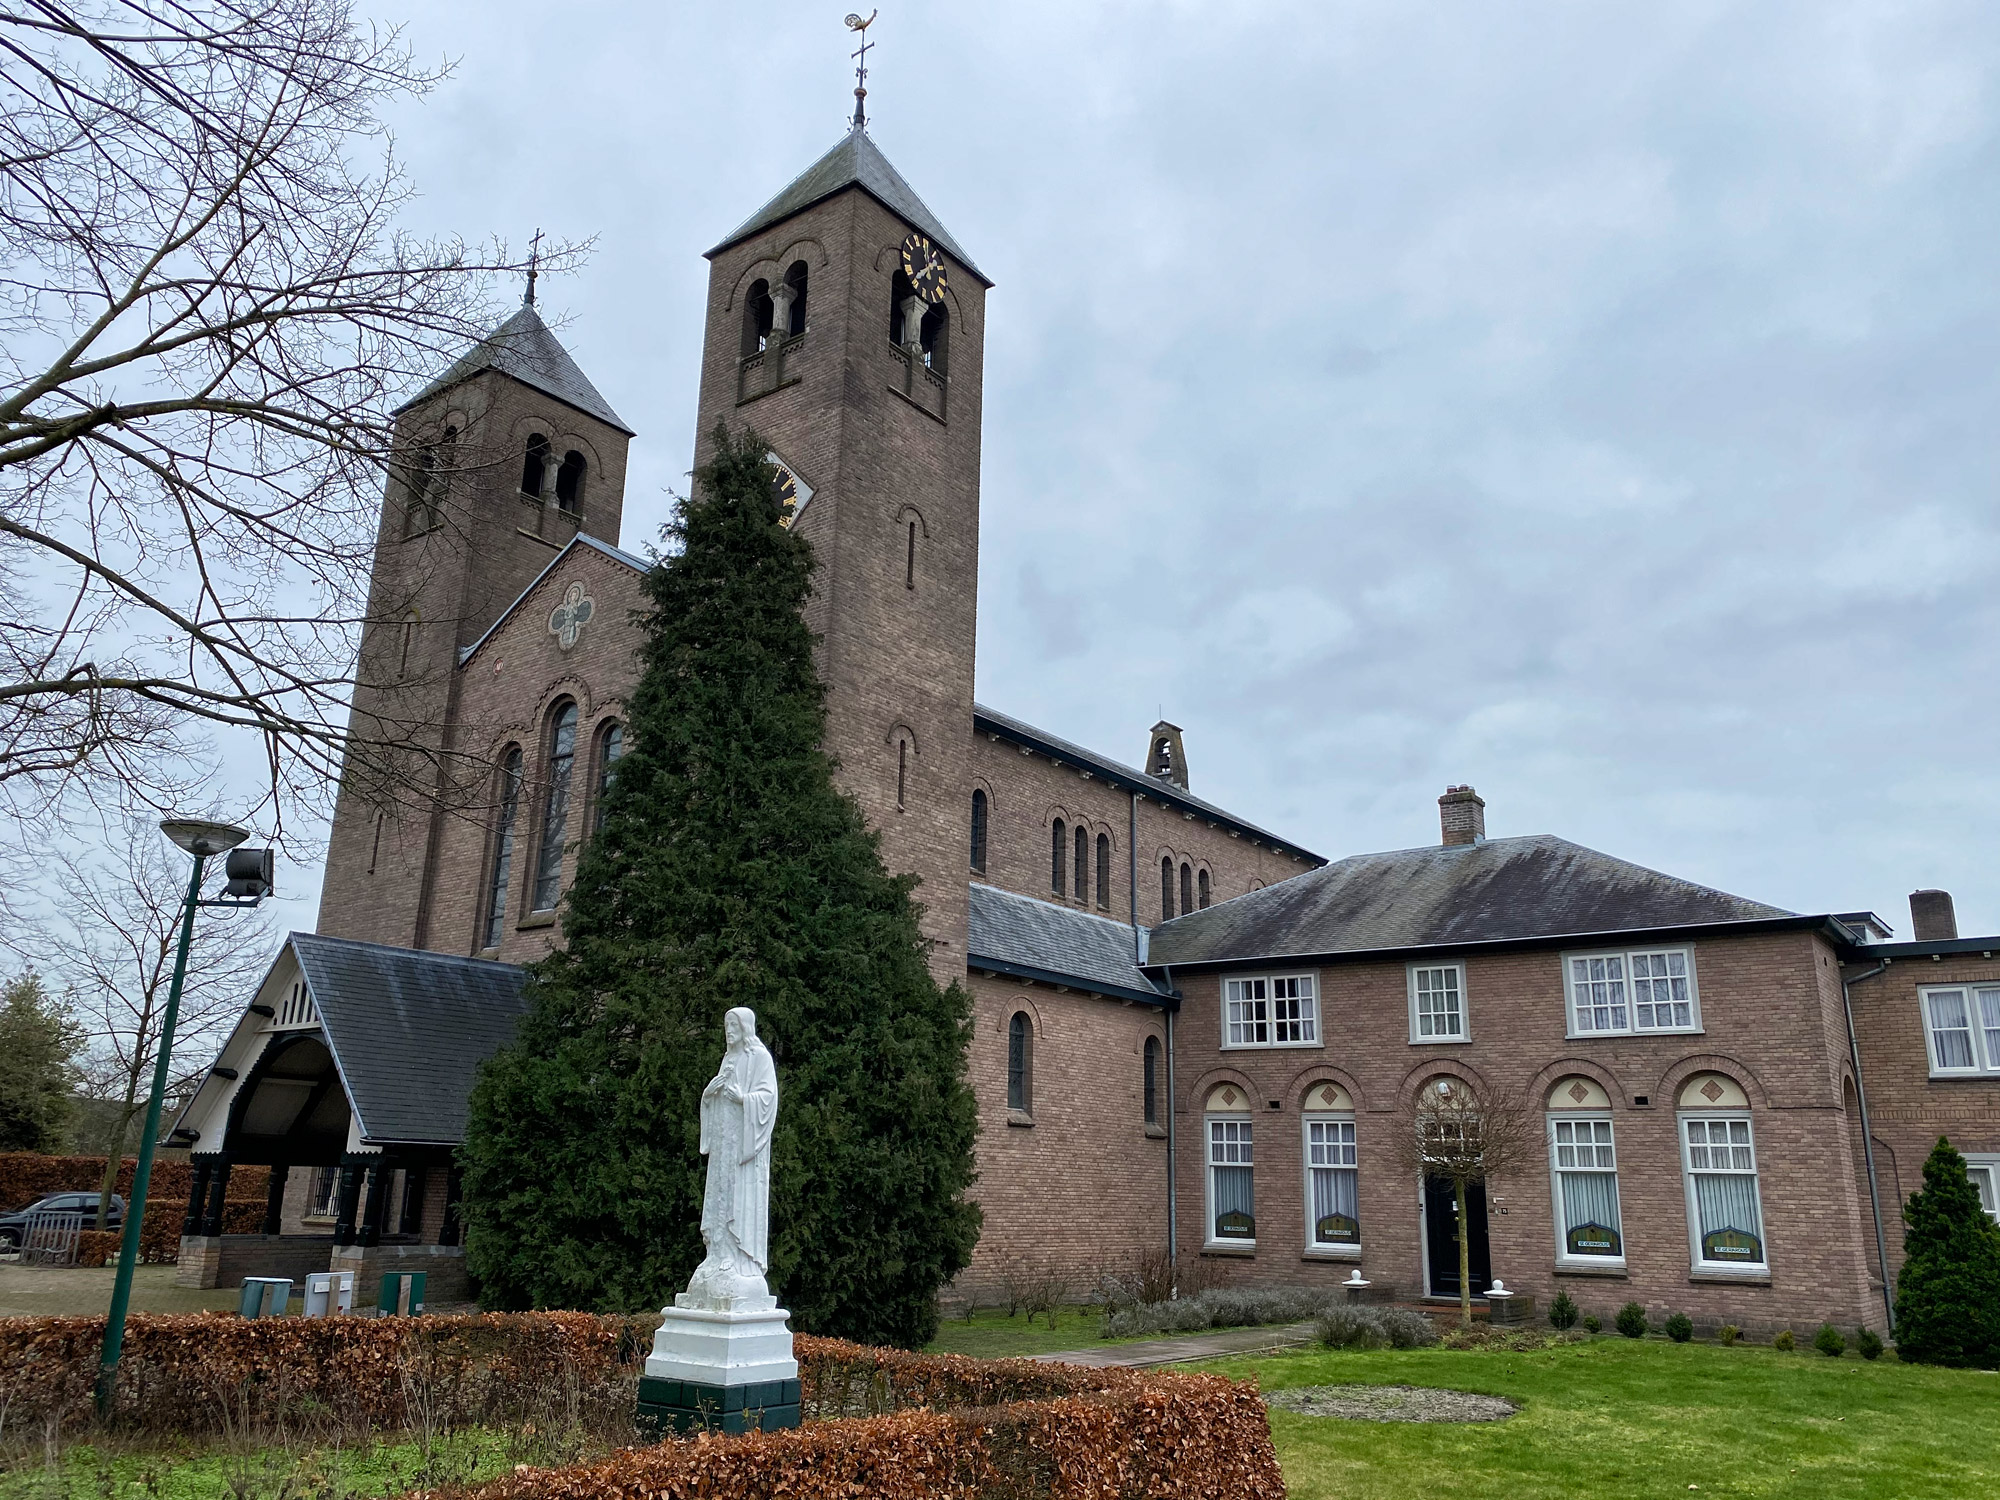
xmin=768 ymin=452 xmax=813 ymax=529
xmin=900 ymin=232 xmax=947 ymax=305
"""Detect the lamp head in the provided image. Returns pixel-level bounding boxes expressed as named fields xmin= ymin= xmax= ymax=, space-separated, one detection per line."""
xmin=159 ymin=819 xmax=251 ymax=858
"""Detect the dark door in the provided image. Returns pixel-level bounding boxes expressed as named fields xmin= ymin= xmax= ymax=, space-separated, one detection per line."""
xmin=1424 ymin=1175 xmax=1492 ymax=1298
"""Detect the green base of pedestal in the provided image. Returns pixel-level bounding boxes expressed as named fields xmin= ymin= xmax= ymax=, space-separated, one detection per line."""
xmin=635 ymin=1375 xmax=801 ymax=1438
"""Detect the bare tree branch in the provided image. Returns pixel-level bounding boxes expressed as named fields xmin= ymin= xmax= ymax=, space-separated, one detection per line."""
xmin=1391 ymin=1075 xmax=1537 ymax=1324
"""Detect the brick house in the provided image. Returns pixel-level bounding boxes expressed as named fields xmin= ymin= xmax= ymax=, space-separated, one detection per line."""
xmin=170 ymin=116 xmax=1998 ymax=1332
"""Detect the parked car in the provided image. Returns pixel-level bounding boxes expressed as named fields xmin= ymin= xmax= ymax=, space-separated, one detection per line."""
xmin=0 ymin=1192 xmax=125 ymax=1252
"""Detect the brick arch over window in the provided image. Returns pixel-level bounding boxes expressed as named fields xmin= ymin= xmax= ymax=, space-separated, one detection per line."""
xmin=1394 ymin=1056 xmax=1495 ymax=1112
xmin=1654 ymin=1054 xmax=1771 ymax=1111
xmin=733 ymin=238 xmax=831 ymax=311
xmin=1184 ymin=1065 xmax=1258 ymax=1112
xmin=1289 ymin=1064 xmax=1366 ymax=1113
xmin=1525 ymin=1058 xmax=1627 ymax=1109
xmin=895 ymin=505 xmax=928 ymax=591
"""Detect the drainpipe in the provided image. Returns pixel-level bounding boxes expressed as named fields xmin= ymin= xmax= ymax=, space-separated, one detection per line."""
xmin=1129 ymin=791 xmax=1140 ymax=961
xmin=1841 ymin=959 xmax=1894 ymax=1333
xmin=1163 ymin=963 xmax=1178 ymax=1293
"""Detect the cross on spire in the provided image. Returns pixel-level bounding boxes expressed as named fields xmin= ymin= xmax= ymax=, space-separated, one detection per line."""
xmin=845 ymin=11 xmax=876 ymax=129
xmin=524 ymin=227 xmax=544 ymax=307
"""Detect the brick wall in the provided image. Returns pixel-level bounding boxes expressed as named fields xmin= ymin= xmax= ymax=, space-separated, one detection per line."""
xmin=1168 ymin=930 xmax=1885 ymax=1335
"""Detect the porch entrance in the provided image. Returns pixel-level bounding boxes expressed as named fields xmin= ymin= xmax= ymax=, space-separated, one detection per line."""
xmin=1423 ymin=1174 xmax=1491 ymax=1299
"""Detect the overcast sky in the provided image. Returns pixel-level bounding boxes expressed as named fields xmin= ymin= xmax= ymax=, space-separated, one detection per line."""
xmin=262 ymin=0 xmax=2000 ymax=934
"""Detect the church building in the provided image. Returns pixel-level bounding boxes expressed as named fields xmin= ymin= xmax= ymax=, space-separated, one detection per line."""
xmin=172 ymin=112 xmax=2000 ymax=1337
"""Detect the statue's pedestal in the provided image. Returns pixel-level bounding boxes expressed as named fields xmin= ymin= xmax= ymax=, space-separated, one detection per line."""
xmin=639 ymin=1300 xmax=799 ymax=1437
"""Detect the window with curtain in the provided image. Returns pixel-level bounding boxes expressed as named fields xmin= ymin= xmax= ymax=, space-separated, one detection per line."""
xmin=1096 ymin=833 xmax=1111 ymax=910
xmin=1224 ymin=974 xmax=1318 ymax=1047
xmin=1410 ymin=963 xmax=1465 ymax=1041
xmin=1207 ymin=1115 xmax=1254 ymax=1242
xmin=1160 ymin=857 xmax=1175 ymax=920
xmin=1050 ymin=819 xmax=1066 ymax=897
xmin=1143 ymin=1037 xmax=1159 ymax=1125
xmin=1566 ymin=948 xmax=1701 ymax=1035
xmin=1922 ymin=986 xmax=2000 ymax=1074
xmin=531 ymin=703 xmax=578 ymax=911
xmin=1305 ymin=1114 xmax=1359 ymax=1248
xmin=1682 ymin=1115 xmax=1766 ymax=1269
xmin=483 ymin=748 xmax=523 ymax=949
xmin=593 ymin=722 xmax=623 ymax=834
xmin=1007 ymin=1012 xmax=1031 ymax=1114
xmin=969 ymin=789 xmax=988 ymax=873
xmin=1966 ymin=1157 xmax=1999 ymax=1223
xmin=1551 ymin=1116 xmax=1623 ymax=1260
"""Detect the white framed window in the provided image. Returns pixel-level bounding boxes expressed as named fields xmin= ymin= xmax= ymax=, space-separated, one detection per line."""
xmin=1302 ymin=1113 xmax=1359 ymax=1253
xmin=1206 ymin=1115 xmax=1256 ymax=1244
xmin=1223 ymin=974 xmax=1319 ymax=1048
xmin=1549 ymin=1115 xmax=1624 ymax=1264
xmin=1565 ymin=948 xmax=1701 ymax=1037
xmin=1966 ymin=1155 xmax=2000 ymax=1224
xmin=1920 ymin=986 xmax=2000 ymax=1075
xmin=1681 ymin=1114 xmax=1767 ymax=1272
xmin=1407 ymin=963 xmax=1465 ymax=1042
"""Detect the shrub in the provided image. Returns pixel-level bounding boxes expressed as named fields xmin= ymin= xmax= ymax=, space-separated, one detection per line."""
xmin=1104 ymin=1285 xmax=1345 ymax=1339
xmin=1316 ymin=1306 xmax=1388 ymax=1351
xmin=1548 ymin=1291 xmax=1578 ymax=1331
xmin=1378 ymin=1308 xmax=1440 ymax=1349
xmin=1664 ymin=1312 xmax=1694 ymax=1343
xmin=1615 ymin=1302 xmax=1649 ymax=1339
xmin=1718 ymin=1324 xmax=1741 ymax=1347
xmin=1774 ymin=1329 xmax=1796 ymax=1352
xmin=1813 ymin=1324 xmax=1847 ymax=1358
xmin=1892 ymin=1137 xmax=2000 ymax=1368
xmin=1583 ymin=1315 xmax=1602 ymax=1334
xmin=1855 ymin=1327 xmax=1884 ymax=1360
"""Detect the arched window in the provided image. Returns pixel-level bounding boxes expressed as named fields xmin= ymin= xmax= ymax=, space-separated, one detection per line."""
xmin=920 ymin=303 xmax=948 ymax=373
xmin=1007 ymin=1012 xmax=1032 ymax=1114
xmin=402 ymin=424 xmax=453 ymax=537
xmin=483 ymin=748 xmax=523 ymax=950
xmin=1181 ymin=862 xmax=1194 ymax=918
xmin=1678 ymin=1073 xmax=1766 ymax=1272
xmin=593 ymin=721 xmax=623 ymax=835
xmin=521 ymin=433 xmax=550 ymax=498
xmin=1096 ymin=833 xmax=1112 ymax=910
xmin=906 ymin=520 xmax=917 ymax=589
xmin=1143 ymin=1036 xmax=1160 ymax=1125
xmin=554 ymin=451 xmax=586 ymax=516
xmin=970 ymin=789 xmax=988 ymax=874
xmin=1050 ymin=818 xmax=1066 ymax=897
xmin=1161 ymin=856 xmax=1175 ymax=920
xmin=741 ymin=278 xmax=773 ymax=356
xmin=783 ymin=260 xmax=808 ymax=336
xmin=1198 ymin=869 xmax=1211 ymax=909
xmin=1074 ymin=825 xmax=1089 ymax=904
xmin=530 ymin=702 xmax=578 ymax=911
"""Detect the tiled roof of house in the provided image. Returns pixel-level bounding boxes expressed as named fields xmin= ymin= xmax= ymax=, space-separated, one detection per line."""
xmin=291 ymin=933 xmax=528 ymax=1146
xmin=967 ymin=884 xmax=1166 ymax=1005
xmin=1147 ymin=835 xmax=1796 ymax=967
xmin=710 ymin=126 xmax=988 ymax=284
xmin=397 ymin=304 xmax=633 ymax=434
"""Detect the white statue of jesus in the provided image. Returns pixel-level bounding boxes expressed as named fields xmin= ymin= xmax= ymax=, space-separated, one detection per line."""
xmin=679 ymin=1006 xmax=779 ymax=1311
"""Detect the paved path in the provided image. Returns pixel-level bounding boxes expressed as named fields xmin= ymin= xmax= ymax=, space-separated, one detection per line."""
xmin=1031 ymin=1320 xmax=1319 ymax=1369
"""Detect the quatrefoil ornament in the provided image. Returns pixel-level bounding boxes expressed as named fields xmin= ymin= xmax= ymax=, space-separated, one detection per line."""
xmin=548 ymin=582 xmax=595 ymax=651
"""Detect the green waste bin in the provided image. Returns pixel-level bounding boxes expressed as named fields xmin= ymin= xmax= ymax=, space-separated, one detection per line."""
xmin=376 ymin=1271 xmax=427 ymax=1317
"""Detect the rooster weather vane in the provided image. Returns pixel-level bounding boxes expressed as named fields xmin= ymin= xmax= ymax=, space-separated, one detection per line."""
xmin=846 ymin=11 xmax=876 ymax=129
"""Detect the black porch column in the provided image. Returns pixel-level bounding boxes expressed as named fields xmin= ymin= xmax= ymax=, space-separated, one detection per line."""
xmin=357 ymin=1160 xmax=391 ymax=1248
xmin=182 ymin=1157 xmax=213 ymax=1236
xmin=438 ymin=1166 xmax=463 ymax=1247
xmin=262 ymin=1163 xmax=290 ymax=1235
xmin=398 ymin=1166 xmax=427 ymax=1237
xmin=332 ymin=1161 xmax=364 ymax=1246
xmin=200 ymin=1154 xmax=233 ymax=1236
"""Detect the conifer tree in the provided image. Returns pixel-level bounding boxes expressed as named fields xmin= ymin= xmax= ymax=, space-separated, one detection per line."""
xmin=1891 ymin=1136 xmax=2000 ymax=1367
xmin=0 ymin=970 xmax=82 ymax=1152
xmin=459 ymin=427 xmax=980 ymax=1348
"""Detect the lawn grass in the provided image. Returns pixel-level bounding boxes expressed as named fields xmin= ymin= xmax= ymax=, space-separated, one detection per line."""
xmin=0 ymin=1265 xmax=238 ymax=1319
xmin=1202 ymin=1336 xmax=2000 ymax=1500
xmin=0 ymin=1431 xmax=525 ymax=1500
xmin=923 ymin=1302 xmax=1114 ymax=1358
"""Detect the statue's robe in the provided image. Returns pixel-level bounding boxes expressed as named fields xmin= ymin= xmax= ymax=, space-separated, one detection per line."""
xmin=699 ymin=1038 xmax=778 ymax=1273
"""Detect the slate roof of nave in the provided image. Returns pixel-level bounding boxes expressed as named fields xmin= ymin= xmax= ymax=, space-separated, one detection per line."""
xmin=458 ymin=533 xmax=652 ymax=667
xmin=1145 ymin=834 xmax=1798 ymax=968
xmin=710 ymin=125 xmax=990 ymax=284
xmin=398 ymin=304 xmax=634 ymax=434
xmin=967 ymin=884 xmax=1166 ymax=1006
xmin=973 ymin=703 xmax=1325 ymax=866
xmin=289 ymin=932 xmax=530 ymax=1146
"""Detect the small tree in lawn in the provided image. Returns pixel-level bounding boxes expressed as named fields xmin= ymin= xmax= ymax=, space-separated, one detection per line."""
xmin=460 ymin=426 xmax=981 ymax=1348
xmin=1892 ymin=1137 xmax=2000 ymax=1367
xmin=1393 ymin=1076 xmax=1534 ymax=1324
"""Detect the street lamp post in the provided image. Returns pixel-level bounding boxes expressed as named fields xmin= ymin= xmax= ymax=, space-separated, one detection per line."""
xmin=93 ymin=819 xmax=271 ymax=1417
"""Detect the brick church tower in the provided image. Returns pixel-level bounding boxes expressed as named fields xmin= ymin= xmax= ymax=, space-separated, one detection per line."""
xmin=318 ymin=301 xmax=634 ymax=950
xmin=693 ymin=124 xmax=992 ymax=980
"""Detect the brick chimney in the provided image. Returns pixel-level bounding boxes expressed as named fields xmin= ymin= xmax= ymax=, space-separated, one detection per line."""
xmin=1439 ymin=785 xmax=1486 ymax=847
xmin=1909 ymin=889 xmax=1958 ymax=941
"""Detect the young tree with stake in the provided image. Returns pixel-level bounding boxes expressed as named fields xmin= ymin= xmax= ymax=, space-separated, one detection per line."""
xmin=1393 ymin=1076 xmax=1534 ymax=1324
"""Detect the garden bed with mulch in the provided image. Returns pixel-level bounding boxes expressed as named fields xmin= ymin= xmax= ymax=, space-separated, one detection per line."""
xmin=1264 ymin=1384 xmax=1518 ymax=1423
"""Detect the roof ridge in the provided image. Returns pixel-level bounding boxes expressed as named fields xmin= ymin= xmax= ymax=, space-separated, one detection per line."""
xmin=293 ymin=929 xmax=525 ymax=974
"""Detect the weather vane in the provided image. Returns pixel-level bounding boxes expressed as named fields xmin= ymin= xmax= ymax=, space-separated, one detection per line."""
xmin=845 ymin=11 xmax=876 ymax=129
xmin=524 ymin=227 xmax=544 ymax=307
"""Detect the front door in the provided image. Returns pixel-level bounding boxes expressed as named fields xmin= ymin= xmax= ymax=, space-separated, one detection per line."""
xmin=1424 ymin=1175 xmax=1492 ymax=1299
